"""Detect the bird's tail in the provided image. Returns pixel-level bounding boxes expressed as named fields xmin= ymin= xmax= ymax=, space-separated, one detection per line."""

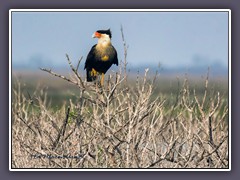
xmin=86 ymin=69 xmax=97 ymax=82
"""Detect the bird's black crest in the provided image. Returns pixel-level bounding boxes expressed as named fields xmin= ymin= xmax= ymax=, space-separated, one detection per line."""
xmin=97 ymin=29 xmax=112 ymax=38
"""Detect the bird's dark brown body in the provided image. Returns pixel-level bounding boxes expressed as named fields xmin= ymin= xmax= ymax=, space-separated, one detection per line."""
xmin=84 ymin=29 xmax=118 ymax=85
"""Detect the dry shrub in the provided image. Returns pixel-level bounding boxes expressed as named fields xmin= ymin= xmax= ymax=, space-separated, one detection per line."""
xmin=11 ymin=29 xmax=228 ymax=169
xmin=11 ymin=64 xmax=228 ymax=168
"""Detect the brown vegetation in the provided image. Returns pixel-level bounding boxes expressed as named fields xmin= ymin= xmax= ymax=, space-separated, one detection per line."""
xmin=11 ymin=29 xmax=228 ymax=169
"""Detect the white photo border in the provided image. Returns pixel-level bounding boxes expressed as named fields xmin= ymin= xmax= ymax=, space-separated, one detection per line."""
xmin=9 ymin=9 xmax=231 ymax=171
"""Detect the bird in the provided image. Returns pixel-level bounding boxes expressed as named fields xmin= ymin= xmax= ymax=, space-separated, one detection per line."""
xmin=84 ymin=29 xmax=118 ymax=86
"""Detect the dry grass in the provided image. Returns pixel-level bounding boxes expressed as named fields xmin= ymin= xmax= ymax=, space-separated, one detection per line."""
xmin=11 ymin=67 xmax=229 ymax=169
xmin=11 ymin=29 xmax=229 ymax=169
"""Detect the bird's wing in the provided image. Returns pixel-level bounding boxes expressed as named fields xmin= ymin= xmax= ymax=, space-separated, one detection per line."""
xmin=84 ymin=44 xmax=97 ymax=70
xmin=112 ymin=46 xmax=118 ymax=66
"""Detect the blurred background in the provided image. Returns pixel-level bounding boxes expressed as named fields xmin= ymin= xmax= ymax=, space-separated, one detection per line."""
xmin=11 ymin=10 xmax=229 ymax=107
xmin=12 ymin=11 xmax=228 ymax=75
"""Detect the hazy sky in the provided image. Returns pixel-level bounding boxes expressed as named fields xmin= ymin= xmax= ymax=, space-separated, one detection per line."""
xmin=11 ymin=10 xmax=229 ymax=69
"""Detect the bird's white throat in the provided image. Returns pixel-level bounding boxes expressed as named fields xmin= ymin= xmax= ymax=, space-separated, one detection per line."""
xmin=97 ymin=36 xmax=111 ymax=48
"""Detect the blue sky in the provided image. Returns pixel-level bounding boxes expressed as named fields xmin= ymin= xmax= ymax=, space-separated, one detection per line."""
xmin=11 ymin=11 xmax=229 ymax=70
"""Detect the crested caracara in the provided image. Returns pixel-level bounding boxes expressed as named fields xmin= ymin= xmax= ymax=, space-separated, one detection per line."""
xmin=84 ymin=29 xmax=118 ymax=86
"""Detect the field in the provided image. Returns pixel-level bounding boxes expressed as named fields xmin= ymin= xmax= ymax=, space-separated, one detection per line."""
xmin=11 ymin=57 xmax=229 ymax=169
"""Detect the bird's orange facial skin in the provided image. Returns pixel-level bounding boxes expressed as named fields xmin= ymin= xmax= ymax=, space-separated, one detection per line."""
xmin=94 ymin=32 xmax=101 ymax=38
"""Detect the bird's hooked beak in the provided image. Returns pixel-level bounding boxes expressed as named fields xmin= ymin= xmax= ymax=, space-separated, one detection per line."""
xmin=92 ymin=32 xmax=101 ymax=38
